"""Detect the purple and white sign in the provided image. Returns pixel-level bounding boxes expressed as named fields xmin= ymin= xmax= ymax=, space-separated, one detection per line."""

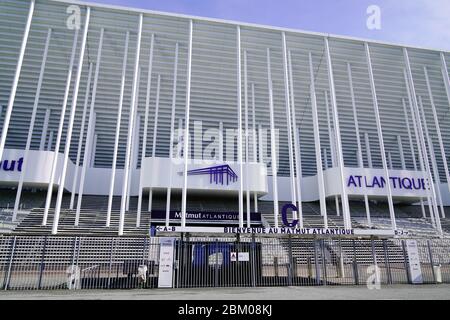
xmin=151 ymin=210 xmax=261 ymax=224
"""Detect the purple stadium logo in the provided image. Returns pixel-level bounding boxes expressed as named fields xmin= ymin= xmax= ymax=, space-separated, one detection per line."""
xmin=183 ymin=164 xmax=238 ymax=185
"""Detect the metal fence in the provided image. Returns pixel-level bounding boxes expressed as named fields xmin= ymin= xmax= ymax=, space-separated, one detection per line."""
xmin=0 ymin=235 xmax=449 ymax=290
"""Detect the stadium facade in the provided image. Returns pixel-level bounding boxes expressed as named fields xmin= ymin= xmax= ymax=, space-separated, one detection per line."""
xmin=1 ymin=0 xmax=450 ymax=237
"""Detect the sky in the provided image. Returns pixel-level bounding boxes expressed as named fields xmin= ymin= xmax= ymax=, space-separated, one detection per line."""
xmin=83 ymin=0 xmax=450 ymax=51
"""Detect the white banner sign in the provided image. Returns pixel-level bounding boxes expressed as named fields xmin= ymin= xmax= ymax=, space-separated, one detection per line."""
xmin=405 ymin=240 xmax=423 ymax=284
xmin=158 ymin=237 xmax=175 ymax=288
xmin=154 ymin=225 xmax=395 ymax=237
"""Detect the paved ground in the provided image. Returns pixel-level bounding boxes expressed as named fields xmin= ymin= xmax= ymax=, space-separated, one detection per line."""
xmin=0 ymin=285 xmax=449 ymax=300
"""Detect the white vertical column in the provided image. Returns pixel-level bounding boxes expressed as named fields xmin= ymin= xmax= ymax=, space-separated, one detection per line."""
xmin=397 ymin=135 xmax=406 ymax=169
xmin=219 ymin=121 xmax=224 ymax=161
xmin=267 ymin=49 xmax=279 ymax=227
xmin=281 ymin=33 xmax=297 ymax=211
xmin=403 ymin=96 xmax=428 ymax=219
xmin=243 ymin=50 xmax=251 ymax=227
xmin=419 ymin=96 xmax=446 ymax=219
xmin=147 ymin=74 xmax=161 ymax=213
xmin=293 ymin=80 xmax=304 ymax=202
xmin=387 ymin=152 xmax=393 ymax=170
xmin=107 ymin=31 xmax=129 ymax=226
xmin=69 ymin=62 xmax=93 ymax=209
xmin=119 ymin=14 xmax=143 ymax=236
xmin=403 ymin=49 xmax=442 ymax=234
xmin=324 ymin=38 xmax=350 ymax=229
xmin=53 ymin=12 xmax=92 ymax=235
xmin=90 ymin=131 xmax=97 ymax=168
xmin=165 ymin=43 xmax=179 ymax=227
xmin=136 ymin=34 xmax=155 ymax=227
xmin=251 ymin=83 xmax=259 ymax=212
xmin=424 ymin=66 xmax=450 ymax=196
xmin=347 ymin=62 xmax=371 ymax=228
xmin=42 ymin=29 xmax=79 ymax=226
xmin=47 ymin=131 xmax=53 ymax=151
xmin=365 ymin=42 xmax=396 ymax=230
xmin=236 ymin=26 xmax=244 ymax=228
xmin=40 ymin=108 xmax=51 ymax=151
xmin=126 ymin=69 xmax=141 ymax=212
xmin=308 ymin=52 xmax=328 ymax=228
xmin=181 ymin=19 xmax=193 ymax=228
xmin=13 ymin=27 xmax=52 ymax=221
xmin=0 ymin=0 xmax=35 ymax=162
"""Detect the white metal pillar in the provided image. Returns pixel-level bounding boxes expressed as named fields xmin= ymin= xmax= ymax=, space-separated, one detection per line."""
xmin=219 ymin=121 xmax=224 ymax=161
xmin=403 ymin=49 xmax=442 ymax=235
xmin=107 ymin=31 xmax=129 ymax=226
xmin=236 ymin=26 xmax=244 ymax=228
xmin=243 ymin=50 xmax=251 ymax=227
xmin=147 ymin=74 xmax=161 ymax=213
xmin=387 ymin=152 xmax=393 ymax=170
xmin=347 ymin=62 xmax=371 ymax=227
xmin=403 ymin=95 xmax=429 ymax=220
xmin=267 ymin=48 xmax=279 ymax=228
xmin=53 ymin=9 xmax=92 ymax=235
xmin=136 ymin=34 xmax=155 ymax=227
xmin=281 ymin=33 xmax=297 ymax=211
xmin=39 ymin=108 xmax=51 ymax=151
xmin=90 ymin=131 xmax=97 ymax=168
xmin=181 ymin=19 xmax=193 ymax=228
xmin=119 ymin=14 xmax=143 ymax=236
xmin=13 ymin=27 xmax=52 ymax=222
xmin=47 ymin=131 xmax=53 ymax=151
xmin=419 ymin=96 xmax=446 ymax=219
xmin=398 ymin=135 xmax=406 ymax=169
xmin=165 ymin=43 xmax=179 ymax=227
xmin=251 ymin=83 xmax=258 ymax=213
xmin=365 ymin=42 xmax=396 ymax=230
xmin=364 ymin=133 xmax=373 ymax=168
xmin=324 ymin=38 xmax=350 ymax=229
xmin=42 ymin=29 xmax=79 ymax=226
xmin=126 ymin=69 xmax=141 ymax=212
xmin=308 ymin=52 xmax=328 ymax=228
xmin=424 ymin=66 xmax=450 ymax=197
xmin=69 ymin=62 xmax=93 ymax=210
xmin=0 ymin=0 xmax=35 ymax=162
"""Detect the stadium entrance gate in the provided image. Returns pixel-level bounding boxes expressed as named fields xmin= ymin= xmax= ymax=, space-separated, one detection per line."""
xmin=0 ymin=235 xmax=449 ymax=290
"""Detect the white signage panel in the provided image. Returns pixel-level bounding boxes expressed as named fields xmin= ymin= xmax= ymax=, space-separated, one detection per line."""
xmin=158 ymin=237 xmax=175 ymax=288
xmin=405 ymin=240 xmax=423 ymax=284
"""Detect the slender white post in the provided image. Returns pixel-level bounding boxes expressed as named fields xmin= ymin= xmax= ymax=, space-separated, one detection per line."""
xmin=403 ymin=49 xmax=442 ymax=235
xmin=47 ymin=131 xmax=53 ymax=151
xmin=419 ymin=96 xmax=446 ymax=219
xmin=308 ymin=52 xmax=328 ymax=228
xmin=236 ymin=26 xmax=244 ymax=228
xmin=287 ymin=51 xmax=304 ymax=207
xmin=52 ymin=11 xmax=92 ymax=235
xmin=365 ymin=42 xmax=396 ymax=230
xmin=90 ymin=132 xmax=97 ymax=168
xmin=324 ymin=38 xmax=351 ymax=229
xmin=387 ymin=152 xmax=393 ymax=170
xmin=281 ymin=33 xmax=297 ymax=211
xmin=181 ymin=20 xmax=193 ymax=228
xmin=398 ymin=135 xmax=406 ymax=169
xmin=42 ymin=29 xmax=79 ymax=226
xmin=243 ymin=50 xmax=251 ymax=227
xmin=364 ymin=133 xmax=373 ymax=168
xmin=424 ymin=66 xmax=450 ymax=196
xmin=13 ymin=28 xmax=52 ymax=222
xmin=126 ymin=69 xmax=141 ymax=212
xmin=107 ymin=31 xmax=129 ymax=226
xmin=266 ymin=49 xmax=279 ymax=227
xmin=165 ymin=43 xmax=179 ymax=227
xmin=147 ymin=74 xmax=161 ymax=213
xmin=40 ymin=108 xmax=51 ymax=151
xmin=347 ymin=62 xmax=371 ymax=227
xmin=403 ymin=95 xmax=428 ymax=219
xmin=251 ymin=84 xmax=259 ymax=212
xmin=219 ymin=121 xmax=224 ymax=161
xmin=136 ymin=34 xmax=155 ymax=227
xmin=440 ymin=52 xmax=450 ymax=112
xmin=119 ymin=14 xmax=143 ymax=236
xmin=70 ymin=62 xmax=93 ymax=210
xmin=0 ymin=0 xmax=35 ymax=162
